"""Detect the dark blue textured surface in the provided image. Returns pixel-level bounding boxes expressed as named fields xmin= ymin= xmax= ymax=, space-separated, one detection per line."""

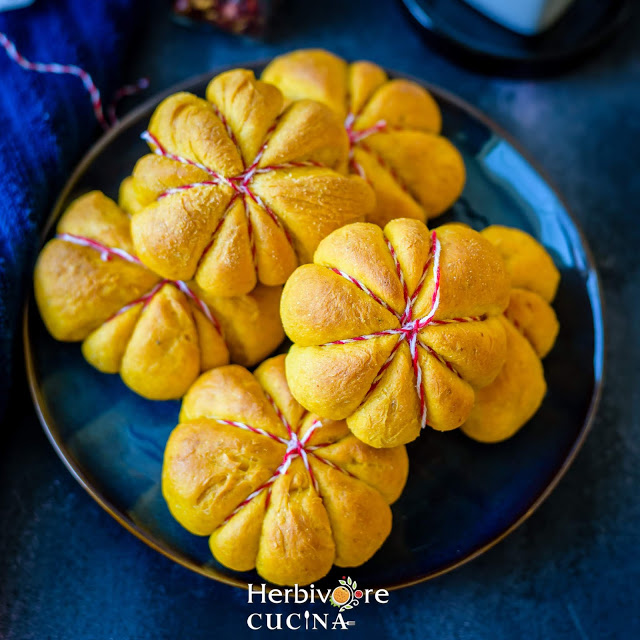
xmin=0 ymin=0 xmax=144 ymax=418
xmin=2 ymin=0 xmax=639 ymax=638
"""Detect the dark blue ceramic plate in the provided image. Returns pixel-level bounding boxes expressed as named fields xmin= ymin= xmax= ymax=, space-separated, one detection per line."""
xmin=25 ymin=64 xmax=604 ymax=590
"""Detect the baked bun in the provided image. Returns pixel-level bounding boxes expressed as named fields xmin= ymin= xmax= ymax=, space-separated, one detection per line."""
xmin=281 ymin=218 xmax=511 ymax=448
xmin=263 ymin=49 xmax=465 ymax=226
xmin=34 ymin=191 xmax=284 ymax=400
xmin=121 ymin=69 xmax=375 ymax=297
xmin=162 ymin=354 xmax=408 ymax=585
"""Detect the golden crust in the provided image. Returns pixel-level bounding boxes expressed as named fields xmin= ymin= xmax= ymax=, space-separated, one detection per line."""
xmin=481 ymin=226 xmax=560 ymax=303
xmin=281 ymin=219 xmax=510 ymax=448
xmin=462 ymin=317 xmax=546 ymax=443
xmin=122 ymin=69 xmax=375 ymax=297
xmin=462 ymin=226 xmax=560 ymax=443
xmin=262 ymin=49 xmax=466 ymax=226
xmin=162 ymin=354 xmax=409 ymax=585
xmin=34 ymin=191 xmax=284 ymax=400
xmin=506 ymin=288 xmax=559 ymax=358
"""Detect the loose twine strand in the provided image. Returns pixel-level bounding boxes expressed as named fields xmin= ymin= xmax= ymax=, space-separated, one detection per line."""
xmin=0 ymin=31 xmax=149 ymax=130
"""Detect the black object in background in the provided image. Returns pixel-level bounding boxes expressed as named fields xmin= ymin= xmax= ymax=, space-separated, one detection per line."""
xmin=401 ymin=0 xmax=633 ymax=75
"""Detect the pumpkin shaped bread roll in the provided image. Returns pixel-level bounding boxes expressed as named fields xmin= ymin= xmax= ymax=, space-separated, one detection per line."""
xmin=34 ymin=191 xmax=284 ymax=400
xmin=280 ymin=219 xmax=511 ymax=448
xmin=263 ymin=49 xmax=466 ymax=227
xmin=162 ymin=354 xmax=409 ymax=586
xmin=121 ymin=69 xmax=375 ymax=297
xmin=462 ymin=226 xmax=560 ymax=443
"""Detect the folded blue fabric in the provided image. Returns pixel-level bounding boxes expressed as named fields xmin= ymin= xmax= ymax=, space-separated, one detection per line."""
xmin=0 ymin=0 xmax=142 ymax=415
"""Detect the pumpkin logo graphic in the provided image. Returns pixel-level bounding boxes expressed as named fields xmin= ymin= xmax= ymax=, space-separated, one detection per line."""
xmin=330 ymin=576 xmax=363 ymax=612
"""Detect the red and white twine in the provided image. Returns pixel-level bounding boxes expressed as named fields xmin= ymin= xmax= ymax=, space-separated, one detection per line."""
xmin=57 ymin=233 xmax=221 ymax=334
xmin=0 ymin=31 xmax=148 ymax=130
xmin=57 ymin=232 xmax=143 ymax=264
xmin=322 ymin=231 xmax=481 ymax=429
xmin=215 ymin=394 xmax=356 ymax=528
xmin=141 ymin=114 xmax=323 ymax=272
xmin=328 ymin=266 xmax=399 ymax=318
xmin=344 ymin=112 xmax=389 ymax=146
xmin=344 ymin=112 xmax=413 ymax=194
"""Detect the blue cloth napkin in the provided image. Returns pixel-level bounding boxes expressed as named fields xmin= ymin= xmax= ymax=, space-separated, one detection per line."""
xmin=0 ymin=0 xmax=143 ymax=416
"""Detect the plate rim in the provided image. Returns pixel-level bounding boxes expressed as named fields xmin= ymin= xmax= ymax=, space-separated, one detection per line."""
xmin=23 ymin=60 xmax=606 ymax=591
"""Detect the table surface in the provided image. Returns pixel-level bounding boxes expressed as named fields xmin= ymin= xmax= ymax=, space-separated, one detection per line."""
xmin=2 ymin=1 xmax=639 ymax=638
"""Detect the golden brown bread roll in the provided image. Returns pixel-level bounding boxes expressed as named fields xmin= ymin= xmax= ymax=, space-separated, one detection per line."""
xmin=280 ymin=218 xmax=511 ymax=448
xmin=121 ymin=69 xmax=375 ymax=297
xmin=462 ymin=226 xmax=560 ymax=443
xmin=262 ymin=49 xmax=466 ymax=226
xmin=34 ymin=191 xmax=284 ymax=400
xmin=162 ymin=354 xmax=409 ymax=586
